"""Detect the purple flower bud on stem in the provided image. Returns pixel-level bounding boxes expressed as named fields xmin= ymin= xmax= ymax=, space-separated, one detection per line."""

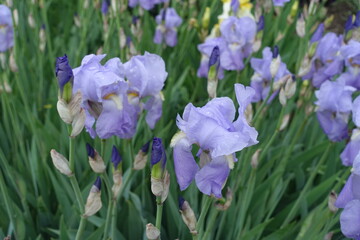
xmin=151 ymin=137 xmax=166 ymax=179
xmin=208 ymin=46 xmax=220 ymax=69
xmin=355 ymin=11 xmax=360 ymax=28
xmin=345 ymin=15 xmax=354 ymax=33
xmin=272 ymin=46 xmax=279 ymax=59
xmin=178 ymin=196 xmax=185 ymax=210
xmin=257 ymin=16 xmax=264 ymax=32
xmin=86 ymin=143 xmax=95 ymax=158
xmin=55 ymin=54 xmax=74 ymax=101
xmin=310 ymin=23 xmax=324 ymax=43
xmin=111 ymin=146 xmax=122 ymax=169
xmin=94 ymin=176 xmax=101 ymax=191
xmin=101 ymin=0 xmax=110 ymax=15
xmin=141 ymin=141 xmax=150 ymax=153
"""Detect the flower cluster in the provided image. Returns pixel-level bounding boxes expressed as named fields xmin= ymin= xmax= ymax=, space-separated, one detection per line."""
xmin=154 ymin=8 xmax=182 ymax=47
xmin=250 ymin=46 xmax=291 ymax=103
xmin=0 ymin=5 xmax=14 ymax=52
xmin=171 ymin=83 xmax=258 ymax=198
xmin=65 ymin=52 xmax=168 ymax=139
xmin=197 ymin=16 xmax=257 ymax=79
xmin=129 ymin=0 xmax=168 ymax=10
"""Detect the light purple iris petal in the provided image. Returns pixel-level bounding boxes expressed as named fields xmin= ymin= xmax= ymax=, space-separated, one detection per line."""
xmin=220 ymin=44 xmax=245 ymax=71
xmin=231 ymin=0 xmax=239 ymax=13
xmin=177 ymin=99 xmax=251 ymax=157
xmin=84 ymin=110 xmax=96 ymax=139
xmin=341 ymin=40 xmax=360 ymax=67
xmin=310 ymin=23 xmax=324 ymax=43
xmin=315 ymin=80 xmax=355 ymax=113
xmin=220 ymin=17 xmax=256 ymax=46
xmin=0 ymin=5 xmax=14 ymax=52
xmin=153 ymin=27 xmax=163 ymax=45
xmin=316 ymin=110 xmax=349 ymax=142
xmin=250 ymin=47 xmax=273 ymax=81
xmin=353 ymin=96 xmax=360 ymax=127
xmin=341 ymin=136 xmax=360 ymax=166
xmin=336 ymin=174 xmax=355 ymax=208
xmin=272 ymin=0 xmax=290 ymax=6
xmin=316 ymin=33 xmax=343 ymax=63
xmin=104 ymin=58 xmax=125 ymax=78
xmin=165 ymin=29 xmax=178 ymax=47
xmin=234 ymin=84 xmax=259 ymax=146
xmin=340 ymin=199 xmax=360 ymax=239
xmin=144 ymin=94 xmax=162 ymax=129
xmin=124 ymin=52 xmax=168 ymax=97
xmin=337 ymin=72 xmax=359 ymax=90
xmin=139 ymin=0 xmax=155 ymax=10
xmin=128 ymin=0 xmax=138 ymax=7
xmin=195 ymin=156 xmax=230 ymax=198
xmin=96 ymin=82 xmax=139 ymax=139
xmin=173 ymin=136 xmax=199 ymax=190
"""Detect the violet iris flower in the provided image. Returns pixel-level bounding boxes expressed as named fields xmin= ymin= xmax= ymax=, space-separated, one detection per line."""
xmin=341 ymin=96 xmax=360 ymax=166
xmin=314 ymin=80 xmax=355 ymax=142
xmin=335 ymin=154 xmax=360 ymax=239
xmin=302 ymin=33 xmax=344 ymax=88
xmin=154 ymin=8 xmax=182 ymax=47
xmin=273 ymin=0 xmax=290 ymax=7
xmin=0 ymin=5 xmax=14 ymax=52
xmin=339 ymin=40 xmax=360 ymax=89
xmin=129 ymin=0 xmax=168 ymax=10
xmin=171 ymin=84 xmax=258 ymax=198
xmin=197 ymin=16 xmax=257 ymax=78
xmin=250 ymin=47 xmax=291 ymax=102
xmin=73 ymin=54 xmax=139 ymax=139
xmin=101 ymin=0 xmax=110 ymax=15
xmin=124 ymin=52 xmax=168 ymax=129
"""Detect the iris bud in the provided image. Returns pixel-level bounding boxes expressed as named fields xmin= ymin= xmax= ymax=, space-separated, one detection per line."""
xmin=179 ymin=197 xmax=197 ymax=235
xmin=50 ymin=149 xmax=73 ymax=176
xmin=86 ymin=143 xmax=106 ymax=173
xmin=84 ymin=177 xmax=102 ymax=217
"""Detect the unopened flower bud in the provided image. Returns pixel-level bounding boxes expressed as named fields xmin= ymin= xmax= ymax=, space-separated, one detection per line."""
xmin=284 ymin=76 xmax=296 ymax=99
xmin=146 ymin=223 xmax=160 ymax=240
xmin=328 ymin=191 xmax=338 ymax=213
xmin=279 ymin=88 xmax=286 ymax=106
xmin=74 ymin=13 xmax=81 ymax=27
xmin=245 ymin=103 xmax=253 ymax=123
xmin=27 ymin=13 xmax=35 ymax=28
xmin=298 ymin=55 xmax=311 ymax=77
xmin=179 ymin=197 xmax=197 ymax=235
xmin=50 ymin=149 xmax=73 ymax=176
xmin=111 ymin=146 xmax=123 ymax=198
xmin=296 ymin=15 xmax=305 ymax=38
xmin=202 ymin=7 xmax=210 ymax=29
xmin=57 ymin=99 xmax=72 ymax=124
xmin=207 ymin=46 xmax=220 ymax=99
xmin=151 ymin=170 xmax=170 ymax=202
xmin=251 ymin=149 xmax=261 ymax=169
xmin=215 ymin=187 xmax=233 ymax=211
xmin=133 ymin=142 xmax=150 ymax=170
xmin=279 ymin=114 xmax=290 ymax=131
xmin=270 ymin=46 xmax=281 ymax=78
xmin=84 ymin=177 xmax=102 ymax=217
xmin=70 ymin=109 xmax=85 ymax=137
xmin=56 ymin=54 xmax=74 ymax=102
xmin=86 ymin=144 xmax=106 ymax=173
xmin=151 ymin=138 xmax=166 ymax=179
xmin=9 ymin=51 xmax=18 ymax=72
xmin=39 ymin=25 xmax=46 ymax=52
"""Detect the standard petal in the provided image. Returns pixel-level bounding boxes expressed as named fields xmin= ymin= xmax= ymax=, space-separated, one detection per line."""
xmin=336 ymin=174 xmax=355 ymax=208
xmin=340 ymin=200 xmax=360 ymax=239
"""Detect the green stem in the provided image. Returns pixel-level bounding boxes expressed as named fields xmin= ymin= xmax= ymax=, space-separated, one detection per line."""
xmin=155 ymin=196 xmax=163 ymax=232
xmin=281 ymin=142 xmax=332 ymax=228
xmin=196 ymin=196 xmax=213 ymax=237
xmin=111 ymin=200 xmax=117 ymax=240
xmin=203 ymin=209 xmax=219 ymax=240
xmin=69 ymin=176 xmax=84 ymax=212
xmin=102 ymin=172 xmax=113 ymax=240
xmin=101 ymin=139 xmax=106 ymax=159
xmin=75 ymin=217 xmax=87 ymax=240
xmin=67 ymin=126 xmax=75 ymax=172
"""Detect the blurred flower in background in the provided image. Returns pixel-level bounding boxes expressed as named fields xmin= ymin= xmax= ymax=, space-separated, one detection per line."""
xmin=154 ymin=8 xmax=182 ymax=47
xmin=0 ymin=4 xmax=14 ymax=52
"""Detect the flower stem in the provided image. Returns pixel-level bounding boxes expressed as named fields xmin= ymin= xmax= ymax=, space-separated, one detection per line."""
xmin=67 ymin=126 xmax=75 ymax=172
xmin=75 ymin=216 xmax=87 ymax=240
xmin=102 ymin=172 xmax=113 ymax=240
xmin=69 ymin=176 xmax=84 ymax=212
xmin=155 ymin=196 xmax=163 ymax=233
xmin=196 ymin=196 xmax=213 ymax=237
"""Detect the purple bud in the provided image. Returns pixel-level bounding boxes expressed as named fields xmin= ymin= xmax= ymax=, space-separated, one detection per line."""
xmin=355 ymin=11 xmax=360 ymax=28
xmin=208 ymin=46 xmax=220 ymax=68
xmin=345 ymin=15 xmax=354 ymax=32
xmin=151 ymin=137 xmax=166 ymax=167
xmin=55 ymin=54 xmax=73 ymax=93
xmin=41 ymin=24 xmax=46 ymax=29
xmin=126 ymin=36 xmax=132 ymax=46
xmin=178 ymin=196 xmax=185 ymax=209
xmin=111 ymin=146 xmax=122 ymax=169
xmin=272 ymin=46 xmax=279 ymax=58
xmin=101 ymin=0 xmax=110 ymax=15
xmin=161 ymin=9 xmax=167 ymax=22
xmin=94 ymin=176 xmax=101 ymax=190
xmin=141 ymin=141 xmax=150 ymax=153
xmin=86 ymin=143 xmax=95 ymax=158
xmin=132 ymin=16 xmax=139 ymax=25
xmin=257 ymin=16 xmax=264 ymax=32
xmin=310 ymin=23 xmax=324 ymax=43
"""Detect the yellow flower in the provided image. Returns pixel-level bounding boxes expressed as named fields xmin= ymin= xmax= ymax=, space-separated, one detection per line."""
xmin=240 ymin=0 xmax=252 ymax=11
